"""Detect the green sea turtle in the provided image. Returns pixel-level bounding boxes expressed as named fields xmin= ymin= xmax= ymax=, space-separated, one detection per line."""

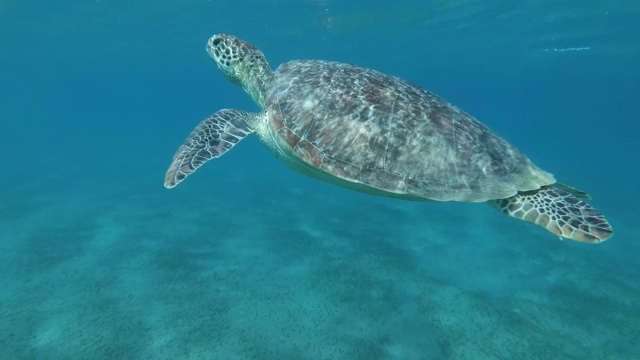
xmin=164 ymin=34 xmax=613 ymax=243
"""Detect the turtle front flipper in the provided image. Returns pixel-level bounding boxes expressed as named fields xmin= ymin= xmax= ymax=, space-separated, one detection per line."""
xmin=164 ymin=109 xmax=258 ymax=189
xmin=490 ymin=186 xmax=613 ymax=243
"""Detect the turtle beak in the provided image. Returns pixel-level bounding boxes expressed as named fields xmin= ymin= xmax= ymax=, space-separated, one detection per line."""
xmin=207 ymin=37 xmax=226 ymax=69
xmin=206 ymin=35 xmax=242 ymax=84
xmin=206 ymin=36 xmax=220 ymax=62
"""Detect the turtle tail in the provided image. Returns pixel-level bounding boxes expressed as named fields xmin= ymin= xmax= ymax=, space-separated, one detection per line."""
xmin=489 ymin=186 xmax=613 ymax=243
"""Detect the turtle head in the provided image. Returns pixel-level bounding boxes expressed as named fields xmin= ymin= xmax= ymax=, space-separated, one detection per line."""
xmin=207 ymin=34 xmax=272 ymax=108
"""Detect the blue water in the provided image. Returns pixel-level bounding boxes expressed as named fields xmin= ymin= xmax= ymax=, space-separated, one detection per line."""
xmin=1 ymin=1 xmax=639 ymax=359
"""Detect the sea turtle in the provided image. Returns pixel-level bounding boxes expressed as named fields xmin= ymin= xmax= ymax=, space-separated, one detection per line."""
xmin=164 ymin=34 xmax=613 ymax=243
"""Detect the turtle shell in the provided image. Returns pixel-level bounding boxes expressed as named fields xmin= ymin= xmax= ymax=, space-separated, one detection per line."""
xmin=264 ymin=60 xmax=554 ymax=202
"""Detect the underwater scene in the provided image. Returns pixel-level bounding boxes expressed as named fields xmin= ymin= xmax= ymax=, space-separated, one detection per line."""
xmin=1 ymin=0 xmax=639 ymax=359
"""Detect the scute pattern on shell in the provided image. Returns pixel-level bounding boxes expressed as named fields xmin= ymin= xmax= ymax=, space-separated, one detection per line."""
xmin=266 ymin=60 xmax=554 ymax=202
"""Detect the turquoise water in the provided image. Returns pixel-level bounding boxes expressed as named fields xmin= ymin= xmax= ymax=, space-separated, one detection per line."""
xmin=1 ymin=1 xmax=639 ymax=359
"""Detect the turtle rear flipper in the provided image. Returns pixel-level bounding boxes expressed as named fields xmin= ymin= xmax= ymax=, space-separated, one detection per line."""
xmin=553 ymin=182 xmax=591 ymax=199
xmin=490 ymin=187 xmax=613 ymax=243
xmin=164 ymin=109 xmax=258 ymax=189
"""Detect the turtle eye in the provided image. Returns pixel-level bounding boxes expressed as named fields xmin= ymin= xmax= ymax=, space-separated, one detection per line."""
xmin=212 ymin=37 xmax=221 ymax=46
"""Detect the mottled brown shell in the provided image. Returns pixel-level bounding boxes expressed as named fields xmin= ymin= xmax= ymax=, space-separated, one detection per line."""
xmin=265 ymin=60 xmax=554 ymax=202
